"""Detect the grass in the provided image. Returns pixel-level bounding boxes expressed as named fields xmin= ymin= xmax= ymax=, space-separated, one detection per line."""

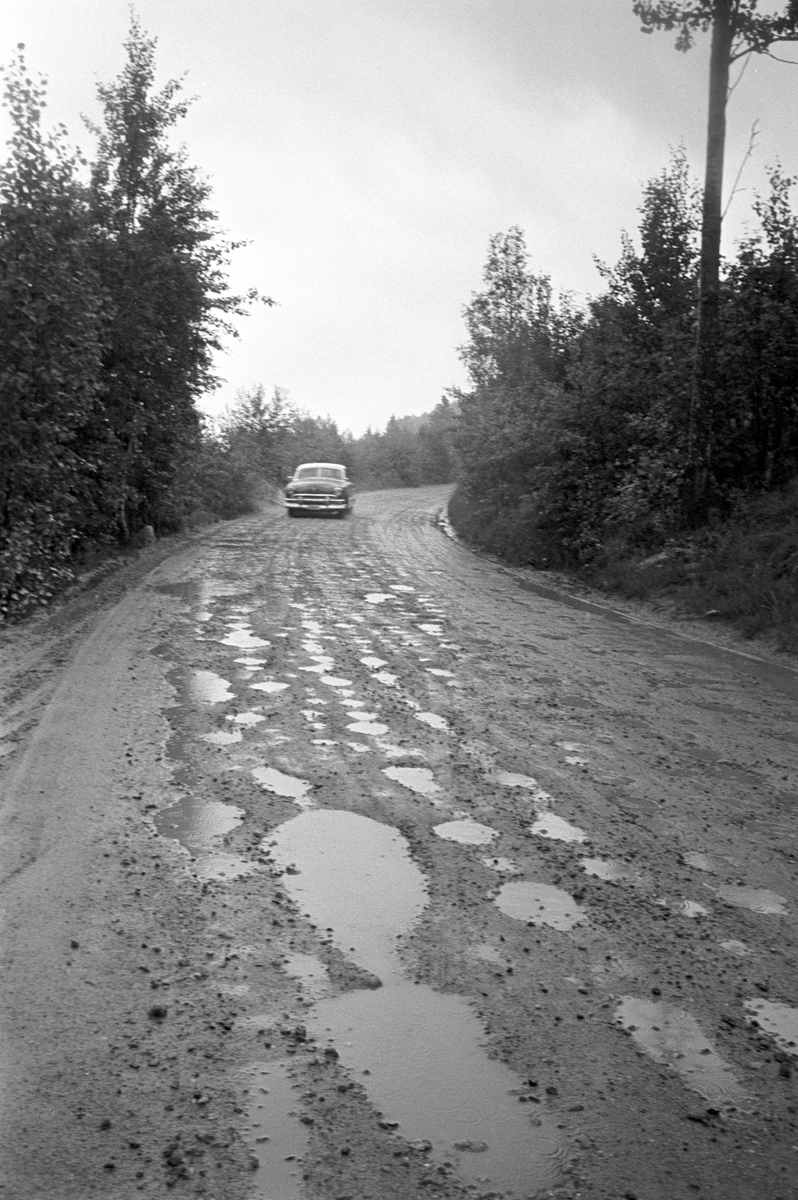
xmin=447 ymin=482 xmax=798 ymax=655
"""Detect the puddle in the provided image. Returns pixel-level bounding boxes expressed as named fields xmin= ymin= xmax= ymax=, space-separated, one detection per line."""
xmin=267 ymin=811 xmax=564 ymax=1192
xmin=191 ymin=670 xmax=234 ymax=703
xmin=673 ymin=900 xmax=709 ymax=918
xmin=360 ymin=655 xmax=388 ymax=669
xmin=155 ymin=794 xmax=243 ymax=849
xmin=580 ymin=858 xmax=642 ymax=884
xmin=564 ymin=755 xmax=588 ymax=765
xmin=311 ymin=983 xmax=565 ymax=1196
xmin=415 ymin=711 xmax=449 ymax=732
xmin=683 ymin=851 xmax=719 ymax=872
xmin=373 ymin=671 xmax=398 ymax=687
xmin=417 ymin=623 xmax=443 ymax=636
xmin=495 ymin=882 xmax=585 ymax=931
xmin=717 ymin=886 xmax=788 ymax=915
xmin=320 ymin=675 xmax=353 ymax=688
xmin=391 ymin=584 xmax=415 ymax=592
xmin=235 ymin=657 xmax=268 ymax=667
xmin=250 ymin=680 xmax=290 ymax=694
xmin=433 ymin=819 xmax=498 ymax=846
xmin=427 ymin=668 xmax=454 ymax=677
xmin=252 ymin=766 xmax=314 ymax=808
xmin=220 ymin=629 xmax=271 ymax=649
xmin=616 ymin=997 xmax=746 ymax=1107
xmin=530 ymin=813 xmax=587 ymax=843
xmin=347 ymin=742 xmax=370 ymax=753
xmin=347 ymin=721 xmax=390 ymax=736
xmin=382 ymin=766 xmax=441 ymax=797
xmin=720 ymin=939 xmax=751 ymax=956
xmin=241 ymin=1060 xmax=308 ymax=1199
xmin=482 ymin=856 xmax=521 ymax=875
xmin=267 ymin=809 xmax=426 ymax=981
xmin=201 ymin=729 xmax=243 ymax=746
xmin=364 ymin=592 xmax=395 ymax=604
xmin=744 ymin=998 xmax=798 ymax=1056
xmin=495 ymin=772 xmax=556 ymax=806
xmin=230 ymin=711 xmax=266 ymax=726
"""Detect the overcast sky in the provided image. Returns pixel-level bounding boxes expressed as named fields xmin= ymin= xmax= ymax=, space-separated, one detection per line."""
xmin=2 ymin=1 xmax=797 ymax=435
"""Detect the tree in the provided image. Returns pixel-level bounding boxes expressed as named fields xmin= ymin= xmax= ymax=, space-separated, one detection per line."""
xmin=86 ymin=17 xmax=265 ymax=537
xmin=633 ymin=1 xmax=798 ymax=513
xmin=0 ymin=48 xmax=106 ymax=617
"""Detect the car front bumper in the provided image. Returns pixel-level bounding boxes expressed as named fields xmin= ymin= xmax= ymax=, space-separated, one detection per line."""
xmin=284 ymin=495 xmax=349 ymax=512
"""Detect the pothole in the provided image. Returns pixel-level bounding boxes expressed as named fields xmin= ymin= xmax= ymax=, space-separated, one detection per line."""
xmin=382 ymin=766 xmax=441 ymax=797
xmin=415 ymin=712 xmax=449 ymax=732
xmin=252 ymin=766 xmax=314 ymax=808
xmin=744 ymin=998 xmax=798 ymax=1056
xmin=266 ymin=809 xmax=566 ymax=1195
xmin=717 ymin=886 xmax=788 ymax=915
xmin=191 ymin=670 xmax=234 ymax=703
xmin=530 ymin=813 xmax=587 ymax=843
xmin=616 ymin=997 xmax=746 ymax=1107
xmin=495 ymin=882 xmax=585 ymax=930
xmin=433 ymin=819 xmax=498 ymax=845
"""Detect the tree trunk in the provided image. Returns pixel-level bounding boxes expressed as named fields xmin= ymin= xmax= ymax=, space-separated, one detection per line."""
xmin=686 ymin=0 xmax=733 ymax=518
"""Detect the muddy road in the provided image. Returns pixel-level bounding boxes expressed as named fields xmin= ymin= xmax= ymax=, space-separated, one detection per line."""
xmin=1 ymin=485 xmax=797 ymax=1200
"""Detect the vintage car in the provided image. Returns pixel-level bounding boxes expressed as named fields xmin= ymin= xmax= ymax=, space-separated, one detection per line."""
xmin=283 ymin=462 xmax=354 ymax=517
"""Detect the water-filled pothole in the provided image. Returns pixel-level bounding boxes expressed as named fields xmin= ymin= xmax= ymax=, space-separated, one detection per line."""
xmin=220 ymin=628 xmax=270 ymax=649
xmin=311 ymin=983 xmax=565 ymax=1196
xmin=415 ymin=712 xmax=449 ymax=732
xmin=580 ymin=858 xmax=642 ymax=884
xmin=530 ymin=813 xmax=587 ymax=843
xmin=191 ymin=670 xmax=234 ymax=703
xmin=267 ymin=809 xmax=565 ymax=1194
xmin=347 ymin=721 xmax=390 ymax=736
xmin=717 ymin=886 xmax=788 ymax=915
xmin=433 ymin=819 xmax=498 ymax=845
xmin=616 ymin=997 xmax=746 ymax=1107
xmin=383 ymin=766 xmax=441 ymax=797
xmin=155 ymin=795 xmax=242 ymax=848
xmin=266 ymin=809 xmax=425 ymax=980
xmin=495 ymin=882 xmax=585 ymax=930
xmin=744 ymin=998 xmax=798 ymax=1056
xmin=252 ymin=766 xmax=314 ymax=808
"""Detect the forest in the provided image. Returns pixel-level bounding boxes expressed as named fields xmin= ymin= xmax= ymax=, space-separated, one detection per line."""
xmin=1 ymin=9 xmax=797 ymax=649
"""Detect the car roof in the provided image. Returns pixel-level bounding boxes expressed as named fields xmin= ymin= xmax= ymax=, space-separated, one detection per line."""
xmin=295 ymin=462 xmax=347 ymax=471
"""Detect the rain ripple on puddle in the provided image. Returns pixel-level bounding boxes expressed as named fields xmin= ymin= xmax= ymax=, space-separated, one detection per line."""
xmin=495 ymin=882 xmax=585 ymax=931
xmin=580 ymin=858 xmax=642 ymax=884
xmin=717 ymin=885 xmax=788 ymax=915
xmin=434 ymin=819 xmax=498 ymax=845
xmin=616 ymin=997 xmax=746 ymax=1107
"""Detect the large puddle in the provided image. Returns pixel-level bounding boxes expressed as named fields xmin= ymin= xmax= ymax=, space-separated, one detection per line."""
xmin=616 ymin=997 xmax=746 ymax=1108
xmin=265 ymin=809 xmax=565 ymax=1194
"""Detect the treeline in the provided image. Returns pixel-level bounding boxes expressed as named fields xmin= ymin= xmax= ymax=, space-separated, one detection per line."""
xmin=0 ymin=22 xmax=263 ymax=619
xmin=450 ymin=150 xmax=798 ymax=570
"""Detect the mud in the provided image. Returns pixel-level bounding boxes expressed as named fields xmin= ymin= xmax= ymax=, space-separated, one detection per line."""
xmin=1 ymin=485 xmax=797 ymax=1200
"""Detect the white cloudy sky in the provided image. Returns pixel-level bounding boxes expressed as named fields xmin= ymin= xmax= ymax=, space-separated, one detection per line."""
xmin=2 ymin=1 xmax=797 ymax=435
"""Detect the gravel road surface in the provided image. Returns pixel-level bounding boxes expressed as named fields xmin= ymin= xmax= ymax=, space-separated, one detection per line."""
xmin=1 ymin=485 xmax=796 ymax=1200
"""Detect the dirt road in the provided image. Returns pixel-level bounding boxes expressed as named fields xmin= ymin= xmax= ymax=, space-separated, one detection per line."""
xmin=1 ymin=485 xmax=796 ymax=1200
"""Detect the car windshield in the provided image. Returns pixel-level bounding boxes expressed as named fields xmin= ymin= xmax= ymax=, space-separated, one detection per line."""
xmin=295 ymin=466 xmax=345 ymax=480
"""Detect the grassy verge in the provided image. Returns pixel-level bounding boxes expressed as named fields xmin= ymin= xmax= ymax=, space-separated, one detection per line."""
xmin=447 ymin=483 xmax=798 ymax=654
